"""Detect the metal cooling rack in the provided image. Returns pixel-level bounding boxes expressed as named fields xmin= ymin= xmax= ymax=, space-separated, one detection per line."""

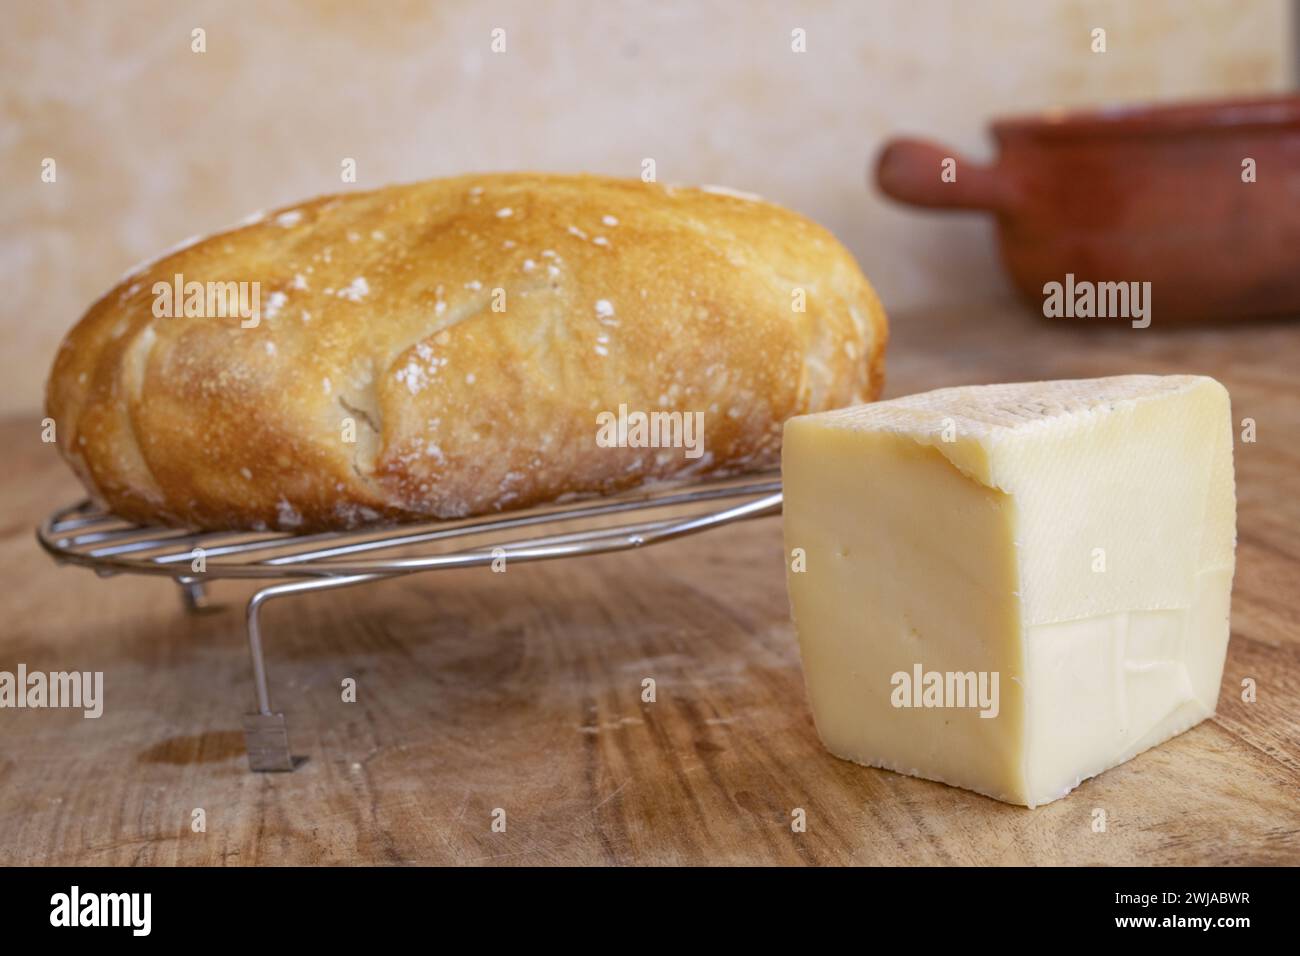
xmin=37 ymin=474 xmax=783 ymax=771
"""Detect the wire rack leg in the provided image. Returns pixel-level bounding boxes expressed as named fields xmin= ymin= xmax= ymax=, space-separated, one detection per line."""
xmin=241 ymin=584 xmax=295 ymax=771
xmin=240 ymin=574 xmax=379 ymax=772
xmin=176 ymin=577 xmax=209 ymax=614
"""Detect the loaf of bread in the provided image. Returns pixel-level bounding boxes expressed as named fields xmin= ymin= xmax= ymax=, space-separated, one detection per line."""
xmin=46 ymin=173 xmax=887 ymax=531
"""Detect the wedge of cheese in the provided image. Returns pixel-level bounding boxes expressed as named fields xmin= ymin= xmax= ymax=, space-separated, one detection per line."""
xmin=782 ymin=375 xmax=1236 ymax=807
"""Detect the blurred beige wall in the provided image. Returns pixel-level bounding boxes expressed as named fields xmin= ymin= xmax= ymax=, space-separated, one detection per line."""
xmin=2 ymin=0 xmax=1292 ymax=415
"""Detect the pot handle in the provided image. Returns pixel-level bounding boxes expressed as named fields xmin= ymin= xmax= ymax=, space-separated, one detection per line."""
xmin=875 ymin=138 xmax=1019 ymax=213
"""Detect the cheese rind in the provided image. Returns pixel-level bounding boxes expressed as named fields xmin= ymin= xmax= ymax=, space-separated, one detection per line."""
xmin=782 ymin=375 xmax=1236 ymax=807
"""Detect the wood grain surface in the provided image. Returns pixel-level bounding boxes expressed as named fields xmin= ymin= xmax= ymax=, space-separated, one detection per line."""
xmin=1 ymin=301 xmax=1297 ymax=866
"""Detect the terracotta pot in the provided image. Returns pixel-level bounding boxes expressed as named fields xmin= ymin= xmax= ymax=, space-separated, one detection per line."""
xmin=876 ymin=94 xmax=1300 ymax=324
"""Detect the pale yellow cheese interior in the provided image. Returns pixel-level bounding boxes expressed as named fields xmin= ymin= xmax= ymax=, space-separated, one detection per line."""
xmin=782 ymin=375 xmax=1236 ymax=807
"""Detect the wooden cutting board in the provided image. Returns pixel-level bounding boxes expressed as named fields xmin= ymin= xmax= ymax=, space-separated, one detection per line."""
xmin=1 ymin=301 xmax=1297 ymax=865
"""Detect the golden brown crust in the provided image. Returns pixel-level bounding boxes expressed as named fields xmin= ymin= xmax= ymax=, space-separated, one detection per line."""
xmin=46 ymin=173 xmax=887 ymax=530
